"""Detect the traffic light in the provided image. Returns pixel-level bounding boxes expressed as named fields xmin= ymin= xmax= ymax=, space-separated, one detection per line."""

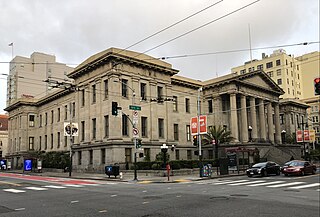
xmin=112 ymin=102 xmax=118 ymax=116
xmin=193 ymin=135 xmax=198 ymax=146
xmin=136 ymin=139 xmax=142 ymax=149
xmin=314 ymin=78 xmax=320 ymax=95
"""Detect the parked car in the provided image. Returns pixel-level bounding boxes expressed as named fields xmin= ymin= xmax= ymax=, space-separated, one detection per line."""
xmin=282 ymin=160 xmax=316 ymax=176
xmin=246 ymin=161 xmax=281 ymax=177
xmin=280 ymin=160 xmax=297 ymax=172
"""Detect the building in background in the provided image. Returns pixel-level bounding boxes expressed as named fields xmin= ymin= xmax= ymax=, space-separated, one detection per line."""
xmin=0 ymin=114 xmax=8 ymax=158
xmin=7 ymin=52 xmax=73 ymax=107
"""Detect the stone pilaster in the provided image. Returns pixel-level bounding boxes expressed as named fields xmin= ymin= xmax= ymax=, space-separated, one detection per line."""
xmin=258 ymin=98 xmax=266 ymax=141
xmin=230 ymin=93 xmax=239 ymax=142
xmin=240 ymin=94 xmax=248 ymax=142
xmin=249 ymin=97 xmax=258 ymax=140
xmin=267 ymin=102 xmax=274 ymax=143
xmin=274 ymin=103 xmax=281 ymax=144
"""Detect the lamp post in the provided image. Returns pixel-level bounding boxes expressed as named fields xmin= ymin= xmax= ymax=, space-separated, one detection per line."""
xmin=113 ymin=79 xmax=138 ymax=180
xmin=161 ymin=144 xmax=168 ymax=168
xmin=281 ymin=130 xmax=286 ymax=144
xmin=248 ymin=126 xmax=252 ymax=142
xmin=197 ymin=87 xmax=203 ymax=177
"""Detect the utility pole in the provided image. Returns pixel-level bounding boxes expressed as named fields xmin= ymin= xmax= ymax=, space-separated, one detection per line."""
xmin=198 ymin=87 xmax=203 ymax=177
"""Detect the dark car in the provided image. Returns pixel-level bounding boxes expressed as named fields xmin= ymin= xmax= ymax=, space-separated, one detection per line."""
xmin=282 ymin=160 xmax=316 ymax=176
xmin=246 ymin=161 xmax=281 ymax=177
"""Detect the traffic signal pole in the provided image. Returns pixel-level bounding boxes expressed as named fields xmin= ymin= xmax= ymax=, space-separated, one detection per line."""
xmin=198 ymin=87 xmax=203 ymax=177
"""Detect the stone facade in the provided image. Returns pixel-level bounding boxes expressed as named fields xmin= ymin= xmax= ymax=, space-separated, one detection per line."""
xmin=5 ymin=48 xmax=307 ymax=170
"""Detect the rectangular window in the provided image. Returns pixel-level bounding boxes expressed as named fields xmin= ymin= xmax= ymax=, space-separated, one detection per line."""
xmin=51 ymin=133 xmax=53 ymax=149
xmin=57 ymin=132 xmax=60 ymax=149
xmin=64 ymin=105 xmax=68 ymax=120
xmin=257 ymin=64 xmax=263 ymax=70
xmin=29 ymin=137 xmax=34 ymax=150
xmin=29 ymin=115 xmax=35 ymax=127
xmin=122 ymin=115 xmax=129 ymax=136
xmin=122 ymin=79 xmax=128 ymax=97
xmin=81 ymin=121 xmax=85 ymax=141
xmin=39 ymin=114 xmax=42 ymax=127
xmin=187 ymin=150 xmax=192 ymax=160
xmin=175 ymin=150 xmax=180 ymax=160
xmin=140 ymin=83 xmax=146 ymax=101
xmin=267 ymin=71 xmax=273 ymax=77
xmin=125 ymin=148 xmax=132 ymax=163
xmin=173 ymin=96 xmax=178 ymax=111
xmin=101 ymin=148 xmax=106 ymax=164
xmin=45 ymin=112 xmax=48 ymax=125
xmin=276 ymin=59 xmax=281 ymax=66
xmin=240 ymin=69 xmax=246 ymax=74
xmin=39 ymin=136 xmax=42 ymax=150
xmin=72 ymin=102 xmax=75 ymax=117
xmin=186 ymin=125 xmax=191 ymax=141
xmin=104 ymin=115 xmax=109 ymax=138
xmin=104 ymin=79 xmax=108 ymax=99
xmin=280 ymin=114 xmax=284 ymax=124
xmin=92 ymin=84 xmax=96 ymax=103
xmin=89 ymin=150 xmax=93 ymax=165
xmin=81 ymin=89 xmax=85 ymax=107
xmin=174 ymin=124 xmax=179 ymax=141
xmin=92 ymin=118 xmax=97 ymax=139
xmin=276 ymin=69 xmax=281 ymax=76
xmin=185 ymin=98 xmax=190 ymax=113
xmin=277 ymin=79 xmax=282 ymax=85
xmin=141 ymin=117 xmax=147 ymax=137
xmin=266 ymin=62 xmax=273 ymax=69
xmin=158 ymin=118 xmax=164 ymax=138
xmin=51 ymin=110 xmax=54 ymax=124
xmin=291 ymin=113 xmax=294 ymax=124
xmin=287 ymin=78 xmax=289 ymax=84
xmin=78 ymin=151 xmax=82 ymax=165
xmin=57 ymin=108 xmax=60 ymax=122
xmin=157 ymin=86 xmax=163 ymax=102
xmin=45 ymin=135 xmax=48 ymax=150
xmin=208 ymin=100 xmax=213 ymax=113
xmin=64 ymin=136 xmax=68 ymax=147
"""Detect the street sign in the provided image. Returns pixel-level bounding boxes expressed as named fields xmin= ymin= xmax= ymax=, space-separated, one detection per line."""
xmin=303 ymin=130 xmax=310 ymax=142
xmin=133 ymin=128 xmax=139 ymax=138
xmin=190 ymin=115 xmax=207 ymax=135
xmin=129 ymin=105 xmax=141 ymax=111
xmin=296 ymin=130 xmax=303 ymax=143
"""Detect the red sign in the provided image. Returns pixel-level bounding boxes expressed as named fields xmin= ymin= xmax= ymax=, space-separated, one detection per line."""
xmin=190 ymin=115 xmax=207 ymax=135
xmin=296 ymin=130 xmax=303 ymax=143
xmin=303 ymin=130 xmax=310 ymax=142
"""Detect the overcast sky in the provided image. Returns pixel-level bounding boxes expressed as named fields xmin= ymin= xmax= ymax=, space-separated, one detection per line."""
xmin=0 ymin=0 xmax=319 ymax=113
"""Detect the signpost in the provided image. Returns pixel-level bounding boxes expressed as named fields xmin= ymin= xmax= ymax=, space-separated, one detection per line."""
xmin=129 ymin=105 xmax=141 ymax=111
xmin=190 ymin=115 xmax=207 ymax=135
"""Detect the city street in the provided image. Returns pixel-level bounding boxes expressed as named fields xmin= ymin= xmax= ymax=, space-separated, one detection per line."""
xmin=0 ymin=173 xmax=319 ymax=217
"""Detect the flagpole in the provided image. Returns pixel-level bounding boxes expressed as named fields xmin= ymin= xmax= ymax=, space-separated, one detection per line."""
xmin=8 ymin=43 xmax=14 ymax=59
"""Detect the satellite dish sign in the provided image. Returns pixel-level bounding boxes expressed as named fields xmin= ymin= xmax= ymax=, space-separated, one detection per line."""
xmin=64 ymin=122 xmax=79 ymax=136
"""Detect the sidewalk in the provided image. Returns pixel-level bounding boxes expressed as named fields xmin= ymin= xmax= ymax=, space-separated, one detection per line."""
xmin=1 ymin=169 xmax=246 ymax=183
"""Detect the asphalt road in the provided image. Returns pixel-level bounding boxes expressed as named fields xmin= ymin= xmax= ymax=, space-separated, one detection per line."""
xmin=0 ymin=173 xmax=319 ymax=217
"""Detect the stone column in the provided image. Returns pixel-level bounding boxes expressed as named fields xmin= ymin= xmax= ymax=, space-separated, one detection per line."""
xmin=240 ymin=94 xmax=248 ymax=142
xmin=267 ymin=102 xmax=274 ymax=143
xmin=230 ymin=93 xmax=239 ymax=142
xmin=258 ymin=98 xmax=266 ymax=141
xmin=274 ymin=103 xmax=281 ymax=144
xmin=249 ymin=97 xmax=258 ymax=140
xmin=149 ymin=80 xmax=158 ymax=141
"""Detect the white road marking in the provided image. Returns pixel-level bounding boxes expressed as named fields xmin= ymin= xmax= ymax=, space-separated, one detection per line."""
xmin=247 ymin=181 xmax=285 ymax=186
xmin=288 ymin=183 xmax=320 ymax=189
xmin=64 ymin=184 xmax=84 ymax=188
xmin=228 ymin=180 xmax=266 ymax=186
xmin=3 ymin=189 xmax=26 ymax=193
xmin=211 ymin=180 xmax=249 ymax=185
xmin=25 ymin=187 xmax=48 ymax=191
xmin=43 ymin=185 xmax=67 ymax=189
xmin=110 ymin=194 xmax=117 ymax=197
xmin=14 ymin=208 xmax=25 ymax=211
xmin=142 ymin=201 xmax=149 ymax=204
xmin=99 ymin=210 xmax=107 ymax=213
xmin=267 ymin=182 xmax=305 ymax=188
xmin=142 ymin=190 xmax=147 ymax=193
xmin=176 ymin=195 xmax=182 ymax=198
xmin=71 ymin=200 xmax=79 ymax=204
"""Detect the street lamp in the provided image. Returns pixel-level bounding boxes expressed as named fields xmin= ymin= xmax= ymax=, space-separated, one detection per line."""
xmin=248 ymin=126 xmax=252 ymax=142
xmin=281 ymin=130 xmax=286 ymax=144
xmin=113 ymin=79 xmax=138 ymax=180
xmin=161 ymin=144 xmax=168 ymax=168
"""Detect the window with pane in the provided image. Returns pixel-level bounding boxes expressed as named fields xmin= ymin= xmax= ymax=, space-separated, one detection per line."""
xmin=64 ymin=136 xmax=68 ymax=147
xmin=92 ymin=118 xmax=97 ymax=139
xmin=89 ymin=150 xmax=93 ymax=164
xmin=101 ymin=148 xmax=106 ymax=164
xmin=57 ymin=132 xmax=60 ymax=149
xmin=104 ymin=115 xmax=109 ymax=138
xmin=140 ymin=83 xmax=146 ymax=101
xmin=122 ymin=114 xmax=128 ymax=136
xmin=266 ymin=62 xmax=273 ymax=68
xmin=72 ymin=102 xmax=75 ymax=117
xmin=45 ymin=112 xmax=48 ymax=125
xmin=280 ymin=114 xmax=284 ymax=124
xmin=64 ymin=105 xmax=68 ymax=120
xmin=45 ymin=135 xmax=47 ymax=150
xmin=122 ymin=79 xmax=128 ymax=97
xmin=92 ymin=84 xmax=96 ymax=103
xmin=174 ymin=124 xmax=179 ymax=141
xmin=158 ymin=118 xmax=164 ymax=138
xmin=208 ymin=100 xmax=213 ymax=113
xmin=276 ymin=59 xmax=281 ymax=66
xmin=186 ymin=125 xmax=191 ymax=141
xmin=39 ymin=136 xmax=42 ymax=150
xmin=276 ymin=69 xmax=281 ymax=76
xmin=57 ymin=108 xmax=60 ymax=122
xmin=240 ymin=69 xmax=246 ymax=74
xmin=39 ymin=114 xmax=42 ymax=127
xmin=125 ymin=148 xmax=132 ymax=163
xmin=51 ymin=110 xmax=54 ymax=123
xmin=29 ymin=115 xmax=35 ymax=127
xmin=51 ymin=133 xmax=53 ymax=149
xmin=185 ymin=98 xmax=190 ymax=113
xmin=175 ymin=150 xmax=180 ymax=160
xmin=141 ymin=117 xmax=147 ymax=137
xmin=157 ymin=86 xmax=163 ymax=102
xmin=277 ymin=79 xmax=282 ymax=85
xmin=81 ymin=121 xmax=85 ymax=141
xmin=173 ymin=96 xmax=178 ymax=111
xmin=104 ymin=79 xmax=108 ymax=99
xmin=257 ymin=64 xmax=263 ymax=70
xmin=29 ymin=137 xmax=34 ymax=150
xmin=81 ymin=89 xmax=85 ymax=106
xmin=78 ymin=151 xmax=82 ymax=165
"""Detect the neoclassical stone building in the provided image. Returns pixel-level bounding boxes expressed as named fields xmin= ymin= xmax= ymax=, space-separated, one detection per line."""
xmin=5 ymin=48 xmax=307 ymax=171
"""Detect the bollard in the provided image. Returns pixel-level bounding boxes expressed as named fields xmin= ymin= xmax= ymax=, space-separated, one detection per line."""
xmin=119 ymin=172 xmax=123 ymax=180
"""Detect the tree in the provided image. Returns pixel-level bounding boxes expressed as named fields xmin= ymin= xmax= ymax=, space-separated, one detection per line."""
xmin=202 ymin=125 xmax=233 ymax=159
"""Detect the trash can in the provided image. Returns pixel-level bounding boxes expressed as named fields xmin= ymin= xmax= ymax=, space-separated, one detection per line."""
xmin=105 ymin=165 xmax=120 ymax=178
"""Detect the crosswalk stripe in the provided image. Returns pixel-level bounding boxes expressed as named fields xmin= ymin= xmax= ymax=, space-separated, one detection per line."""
xmin=3 ymin=189 xmax=26 ymax=193
xmin=247 ymin=181 xmax=285 ymax=186
xmin=229 ymin=180 xmax=266 ymax=186
xmin=44 ymin=185 xmax=67 ymax=189
xmin=211 ymin=180 xmax=249 ymax=185
xmin=25 ymin=187 xmax=48 ymax=191
xmin=288 ymin=183 xmax=320 ymax=189
xmin=64 ymin=184 xmax=84 ymax=188
xmin=267 ymin=182 xmax=305 ymax=188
